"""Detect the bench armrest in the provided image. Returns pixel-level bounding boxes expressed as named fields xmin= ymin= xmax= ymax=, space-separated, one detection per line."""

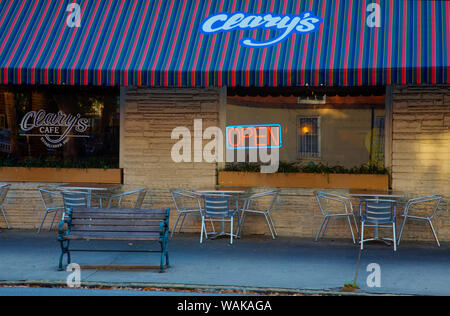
xmin=57 ymin=209 xmax=73 ymax=240
xmin=159 ymin=208 xmax=170 ymax=240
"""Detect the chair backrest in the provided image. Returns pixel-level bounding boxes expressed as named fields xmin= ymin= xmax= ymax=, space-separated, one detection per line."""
xmin=361 ymin=199 xmax=396 ymax=223
xmin=0 ymin=184 xmax=10 ymax=206
xmin=245 ymin=190 xmax=278 ymax=211
xmin=202 ymin=194 xmax=231 ymax=217
xmin=134 ymin=189 xmax=147 ymax=208
xmin=170 ymin=189 xmax=202 ymax=212
xmin=108 ymin=189 xmax=148 ymax=208
xmin=315 ymin=191 xmax=352 ymax=216
xmin=61 ymin=190 xmax=89 ymax=209
xmin=405 ymin=195 xmax=443 ymax=219
xmin=39 ymin=187 xmax=63 ymax=209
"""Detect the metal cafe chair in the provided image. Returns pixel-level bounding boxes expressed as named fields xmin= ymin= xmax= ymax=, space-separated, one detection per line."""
xmin=397 ymin=195 xmax=443 ymax=247
xmin=360 ymin=199 xmax=397 ymax=251
xmin=237 ymin=190 xmax=279 ymax=239
xmin=37 ymin=187 xmax=65 ymax=233
xmin=170 ymin=189 xmax=215 ymax=238
xmin=107 ymin=188 xmax=148 ymax=209
xmin=0 ymin=184 xmax=11 ymax=230
xmin=61 ymin=190 xmax=102 ymax=210
xmin=201 ymin=194 xmax=237 ymax=244
xmin=314 ymin=191 xmax=358 ymax=244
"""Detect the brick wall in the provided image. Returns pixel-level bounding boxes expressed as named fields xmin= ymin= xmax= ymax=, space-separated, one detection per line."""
xmin=121 ymin=87 xmax=221 ymax=233
xmin=391 ymin=85 xmax=450 ymax=241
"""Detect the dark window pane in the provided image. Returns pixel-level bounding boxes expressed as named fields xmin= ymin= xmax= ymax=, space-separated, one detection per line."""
xmin=0 ymin=86 xmax=120 ymax=168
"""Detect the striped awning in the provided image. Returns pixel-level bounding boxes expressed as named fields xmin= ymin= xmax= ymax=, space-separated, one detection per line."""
xmin=0 ymin=0 xmax=448 ymax=87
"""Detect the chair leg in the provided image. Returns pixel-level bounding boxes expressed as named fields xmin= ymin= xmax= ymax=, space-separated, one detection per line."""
xmin=321 ymin=217 xmax=330 ymax=239
xmin=267 ymin=212 xmax=278 ymax=237
xmin=397 ymin=215 xmax=407 ymax=246
xmin=428 ymin=219 xmax=440 ymax=247
xmin=230 ymin=217 xmax=233 ymax=245
xmin=315 ymin=217 xmax=327 ymax=241
xmin=393 ymin=223 xmax=397 ymax=252
xmin=178 ymin=213 xmax=187 ymax=233
xmin=347 ymin=215 xmax=356 ymax=244
xmin=49 ymin=211 xmax=58 ymax=231
xmin=171 ymin=213 xmax=182 ymax=239
xmin=38 ymin=211 xmax=49 ymax=234
xmin=209 ymin=218 xmax=216 ymax=233
xmin=238 ymin=212 xmax=248 ymax=238
xmin=0 ymin=206 xmax=9 ymax=230
xmin=200 ymin=216 xmax=205 ymax=244
xmin=352 ymin=213 xmax=359 ymax=234
xmin=264 ymin=213 xmax=276 ymax=239
xmin=360 ymin=221 xmax=365 ymax=250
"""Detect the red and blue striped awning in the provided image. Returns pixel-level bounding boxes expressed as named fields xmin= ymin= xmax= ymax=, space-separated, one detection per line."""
xmin=0 ymin=0 xmax=448 ymax=87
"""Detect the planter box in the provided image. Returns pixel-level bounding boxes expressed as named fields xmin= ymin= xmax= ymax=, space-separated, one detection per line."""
xmin=218 ymin=171 xmax=389 ymax=190
xmin=0 ymin=167 xmax=123 ymax=184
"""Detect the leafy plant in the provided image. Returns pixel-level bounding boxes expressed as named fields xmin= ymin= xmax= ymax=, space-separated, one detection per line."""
xmin=223 ymin=161 xmax=389 ymax=175
xmin=0 ymin=155 xmax=118 ymax=169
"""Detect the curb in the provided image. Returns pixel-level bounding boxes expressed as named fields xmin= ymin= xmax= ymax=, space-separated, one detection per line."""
xmin=0 ymin=280 xmax=406 ymax=296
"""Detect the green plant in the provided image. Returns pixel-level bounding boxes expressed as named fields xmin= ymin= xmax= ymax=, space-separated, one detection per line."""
xmin=223 ymin=161 xmax=389 ymax=175
xmin=0 ymin=155 xmax=119 ymax=169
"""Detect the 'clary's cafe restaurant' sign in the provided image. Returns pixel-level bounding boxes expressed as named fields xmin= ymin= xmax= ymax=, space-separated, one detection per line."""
xmin=19 ymin=110 xmax=90 ymax=149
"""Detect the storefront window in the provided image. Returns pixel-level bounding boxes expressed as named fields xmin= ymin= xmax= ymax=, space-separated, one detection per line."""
xmin=298 ymin=117 xmax=320 ymax=159
xmin=227 ymin=88 xmax=386 ymax=169
xmin=0 ymin=86 xmax=120 ymax=168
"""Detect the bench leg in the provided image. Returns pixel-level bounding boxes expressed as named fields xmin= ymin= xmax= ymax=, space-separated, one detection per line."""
xmin=159 ymin=238 xmax=170 ymax=273
xmin=58 ymin=240 xmax=71 ymax=271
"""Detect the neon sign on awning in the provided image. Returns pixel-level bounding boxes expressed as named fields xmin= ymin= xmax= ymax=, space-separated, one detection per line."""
xmin=226 ymin=124 xmax=282 ymax=150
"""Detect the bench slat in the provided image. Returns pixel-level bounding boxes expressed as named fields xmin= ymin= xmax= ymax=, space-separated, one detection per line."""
xmin=71 ymin=225 xmax=161 ymax=233
xmin=74 ymin=208 xmax=167 ymax=215
xmin=71 ymin=219 xmax=162 ymax=226
xmin=63 ymin=231 xmax=161 ymax=241
xmin=71 ymin=213 xmax=167 ymax=220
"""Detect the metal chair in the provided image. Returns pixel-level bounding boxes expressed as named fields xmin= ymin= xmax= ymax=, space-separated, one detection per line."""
xmin=237 ymin=190 xmax=279 ymax=239
xmin=201 ymin=194 xmax=237 ymax=244
xmin=61 ymin=190 xmax=92 ymax=210
xmin=314 ymin=191 xmax=358 ymax=243
xmin=37 ymin=187 xmax=65 ymax=233
xmin=170 ymin=189 xmax=215 ymax=238
xmin=360 ymin=199 xmax=397 ymax=251
xmin=397 ymin=195 xmax=443 ymax=247
xmin=61 ymin=190 xmax=102 ymax=209
xmin=0 ymin=184 xmax=10 ymax=230
xmin=107 ymin=188 xmax=148 ymax=208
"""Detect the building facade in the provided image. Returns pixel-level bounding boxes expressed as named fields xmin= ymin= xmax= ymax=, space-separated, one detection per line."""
xmin=0 ymin=0 xmax=448 ymax=241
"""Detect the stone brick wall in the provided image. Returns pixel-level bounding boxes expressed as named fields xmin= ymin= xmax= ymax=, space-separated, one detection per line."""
xmin=122 ymin=87 xmax=221 ymax=189
xmin=391 ymin=85 xmax=450 ymax=241
xmin=121 ymin=87 xmax=221 ymax=233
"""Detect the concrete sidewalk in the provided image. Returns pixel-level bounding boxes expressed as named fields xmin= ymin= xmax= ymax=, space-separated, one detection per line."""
xmin=0 ymin=230 xmax=449 ymax=295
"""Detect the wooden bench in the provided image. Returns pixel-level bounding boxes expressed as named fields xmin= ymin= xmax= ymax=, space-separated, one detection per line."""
xmin=57 ymin=207 xmax=170 ymax=272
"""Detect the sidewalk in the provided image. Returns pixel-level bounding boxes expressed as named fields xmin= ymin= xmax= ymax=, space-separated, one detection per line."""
xmin=1 ymin=230 xmax=449 ymax=295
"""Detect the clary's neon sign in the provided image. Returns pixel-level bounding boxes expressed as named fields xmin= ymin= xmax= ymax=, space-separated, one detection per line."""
xmin=200 ymin=11 xmax=323 ymax=48
xmin=226 ymin=124 xmax=282 ymax=149
xmin=20 ymin=110 xmax=89 ymax=148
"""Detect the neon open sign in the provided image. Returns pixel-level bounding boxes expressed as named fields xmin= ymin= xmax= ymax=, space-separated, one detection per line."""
xmin=226 ymin=124 xmax=282 ymax=150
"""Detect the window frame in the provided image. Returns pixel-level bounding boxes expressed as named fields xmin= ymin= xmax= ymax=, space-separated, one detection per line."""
xmin=297 ymin=116 xmax=321 ymax=159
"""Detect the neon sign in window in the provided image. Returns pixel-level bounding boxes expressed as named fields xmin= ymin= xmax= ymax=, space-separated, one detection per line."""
xmin=226 ymin=124 xmax=282 ymax=150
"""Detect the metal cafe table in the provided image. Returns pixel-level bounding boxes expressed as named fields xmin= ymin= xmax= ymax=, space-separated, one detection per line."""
xmin=349 ymin=189 xmax=405 ymax=245
xmin=57 ymin=183 xmax=121 ymax=207
xmin=195 ymin=187 xmax=248 ymax=239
